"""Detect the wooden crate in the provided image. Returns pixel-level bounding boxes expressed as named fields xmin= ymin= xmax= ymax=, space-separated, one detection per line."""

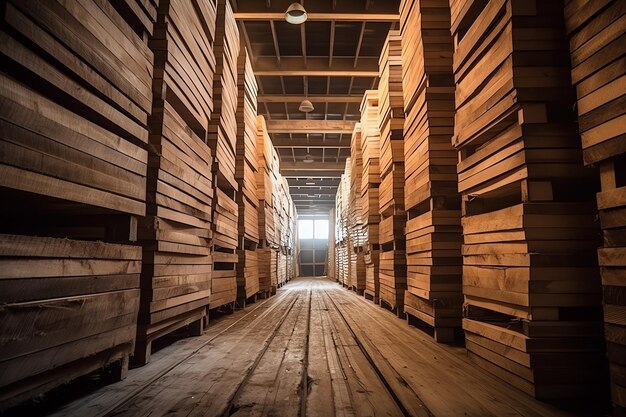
xmin=0 ymin=235 xmax=141 ymax=410
xmin=137 ymin=0 xmax=216 ymax=364
xmin=564 ymin=1 xmax=626 ymax=411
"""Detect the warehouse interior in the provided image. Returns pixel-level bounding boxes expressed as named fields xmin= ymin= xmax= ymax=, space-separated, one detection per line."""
xmin=0 ymin=0 xmax=624 ymax=416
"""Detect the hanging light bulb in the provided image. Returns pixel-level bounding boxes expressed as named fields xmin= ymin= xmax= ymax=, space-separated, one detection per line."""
xmin=303 ymin=154 xmax=314 ymax=164
xmin=305 ymin=178 xmax=316 ymax=185
xmin=285 ymin=3 xmax=307 ymax=24
xmin=299 ymin=99 xmax=314 ymax=113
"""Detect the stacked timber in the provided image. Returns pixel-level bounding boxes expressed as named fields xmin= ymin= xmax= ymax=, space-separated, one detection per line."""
xmin=564 ymin=0 xmax=626 ymax=413
xmin=235 ymin=47 xmax=260 ymax=304
xmin=138 ymin=0 xmax=216 ymax=364
xmin=209 ymin=0 xmax=240 ymax=310
xmin=450 ymin=0 xmax=606 ymax=399
xmin=349 ymin=125 xmax=366 ymax=293
xmin=256 ymin=115 xmax=278 ymax=294
xmin=360 ymin=91 xmax=382 ymax=302
xmin=335 ymin=169 xmax=351 ymax=286
xmin=400 ymin=0 xmax=462 ymax=342
xmin=378 ymin=31 xmax=407 ymax=317
xmin=0 ymin=0 xmax=153 ymax=394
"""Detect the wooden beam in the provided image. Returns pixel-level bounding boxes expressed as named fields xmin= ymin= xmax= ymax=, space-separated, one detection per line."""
xmin=252 ymin=56 xmax=378 ymax=77
xmin=287 ymin=178 xmax=340 ymax=186
xmin=273 ymin=138 xmax=349 ymax=148
xmin=281 ymin=172 xmax=343 ymax=178
xmin=234 ymin=13 xmax=399 ymax=21
xmin=266 ymin=120 xmax=356 ymax=134
xmin=258 ymin=95 xmax=363 ymax=103
xmin=280 ymin=161 xmax=344 ymax=171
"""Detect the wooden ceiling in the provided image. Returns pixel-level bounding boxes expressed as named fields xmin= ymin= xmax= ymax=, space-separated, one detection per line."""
xmin=233 ymin=0 xmax=400 ymax=214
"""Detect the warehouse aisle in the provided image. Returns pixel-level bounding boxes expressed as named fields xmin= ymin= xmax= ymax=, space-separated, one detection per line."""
xmin=47 ymin=277 xmax=589 ymax=417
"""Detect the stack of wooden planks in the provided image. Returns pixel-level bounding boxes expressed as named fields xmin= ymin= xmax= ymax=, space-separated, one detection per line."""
xmin=209 ymin=0 xmax=240 ymax=310
xmin=564 ymin=0 xmax=626 ymax=412
xmin=349 ymin=124 xmax=366 ymax=293
xmin=400 ymin=0 xmax=462 ymax=343
xmin=450 ymin=0 xmax=606 ymax=399
xmin=335 ymin=169 xmax=351 ymax=286
xmin=360 ymin=91 xmax=382 ymax=303
xmin=256 ymin=115 xmax=279 ymax=294
xmin=378 ymin=31 xmax=408 ymax=316
xmin=0 ymin=0 xmax=154 ymax=393
xmin=235 ymin=47 xmax=260 ymax=304
xmin=0 ymin=235 xmax=141 ymax=409
xmin=138 ymin=0 xmax=216 ymax=364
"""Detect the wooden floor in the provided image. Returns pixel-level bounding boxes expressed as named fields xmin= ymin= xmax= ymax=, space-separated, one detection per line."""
xmin=43 ymin=277 xmax=602 ymax=417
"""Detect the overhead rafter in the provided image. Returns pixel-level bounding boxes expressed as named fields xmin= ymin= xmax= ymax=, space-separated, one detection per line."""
xmin=253 ymin=57 xmax=379 ymax=76
xmin=266 ymin=120 xmax=356 ymax=134
xmin=234 ymin=13 xmax=399 ymax=22
xmin=257 ymin=95 xmax=363 ymax=103
xmin=272 ymin=139 xmax=349 ymax=148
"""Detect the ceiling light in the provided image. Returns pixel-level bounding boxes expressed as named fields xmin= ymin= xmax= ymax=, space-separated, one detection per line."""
xmin=299 ymin=99 xmax=314 ymax=113
xmin=285 ymin=3 xmax=307 ymax=24
xmin=305 ymin=178 xmax=316 ymax=185
xmin=303 ymin=154 xmax=314 ymax=164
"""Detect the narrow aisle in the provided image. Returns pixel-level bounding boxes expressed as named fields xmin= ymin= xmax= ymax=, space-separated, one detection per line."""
xmin=48 ymin=278 xmax=587 ymax=417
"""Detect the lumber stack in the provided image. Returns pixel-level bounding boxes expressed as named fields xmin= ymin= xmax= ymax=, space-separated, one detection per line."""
xmin=235 ymin=47 xmax=260 ymax=303
xmin=378 ymin=31 xmax=407 ymax=316
xmin=0 ymin=236 xmax=141 ymax=409
xmin=0 ymin=0 xmax=154 ymax=393
xmin=564 ymin=0 xmax=626 ymax=412
xmin=349 ymin=125 xmax=366 ymax=292
xmin=400 ymin=0 xmax=462 ymax=343
xmin=335 ymin=169 xmax=351 ymax=286
xmin=360 ymin=91 xmax=382 ymax=302
xmin=256 ymin=115 xmax=279 ymax=294
xmin=450 ymin=0 xmax=606 ymax=399
xmin=209 ymin=0 xmax=240 ymax=310
xmin=138 ymin=0 xmax=216 ymax=364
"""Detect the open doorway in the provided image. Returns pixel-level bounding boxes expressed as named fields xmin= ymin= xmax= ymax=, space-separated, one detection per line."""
xmin=298 ymin=216 xmax=329 ymax=276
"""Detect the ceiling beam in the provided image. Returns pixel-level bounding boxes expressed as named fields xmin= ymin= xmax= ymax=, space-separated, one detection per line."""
xmin=281 ymin=172 xmax=344 ymax=178
xmin=257 ymin=95 xmax=363 ymax=103
xmin=234 ymin=13 xmax=399 ymax=22
xmin=273 ymin=138 xmax=349 ymax=148
xmin=280 ymin=161 xmax=345 ymax=171
xmin=291 ymin=190 xmax=338 ymax=195
xmin=287 ymin=178 xmax=340 ymax=186
xmin=266 ymin=120 xmax=356 ymax=134
xmin=253 ymin=56 xmax=379 ymax=77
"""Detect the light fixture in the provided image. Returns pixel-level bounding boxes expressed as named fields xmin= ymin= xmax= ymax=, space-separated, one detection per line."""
xmin=285 ymin=3 xmax=307 ymax=24
xmin=299 ymin=99 xmax=314 ymax=113
xmin=305 ymin=178 xmax=316 ymax=185
xmin=303 ymin=154 xmax=314 ymax=164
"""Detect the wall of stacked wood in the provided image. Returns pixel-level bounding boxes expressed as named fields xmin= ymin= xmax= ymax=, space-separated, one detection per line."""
xmin=235 ymin=47 xmax=260 ymax=304
xmin=400 ymin=0 xmax=463 ymax=343
xmin=136 ymin=0 xmax=218 ymax=365
xmin=378 ymin=32 xmax=408 ymax=317
xmin=0 ymin=0 xmax=301 ymax=407
xmin=449 ymin=0 xmax=606 ymax=400
xmin=255 ymin=115 xmax=297 ymax=295
xmin=564 ymin=0 xmax=625 ymax=413
xmin=334 ymin=164 xmax=351 ymax=286
xmin=360 ymin=93 xmax=382 ymax=302
xmin=208 ymin=0 xmax=239 ymax=311
xmin=349 ymin=124 xmax=366 ymax=293
xmin=0 ymin=0 xmax=155 ymax=404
